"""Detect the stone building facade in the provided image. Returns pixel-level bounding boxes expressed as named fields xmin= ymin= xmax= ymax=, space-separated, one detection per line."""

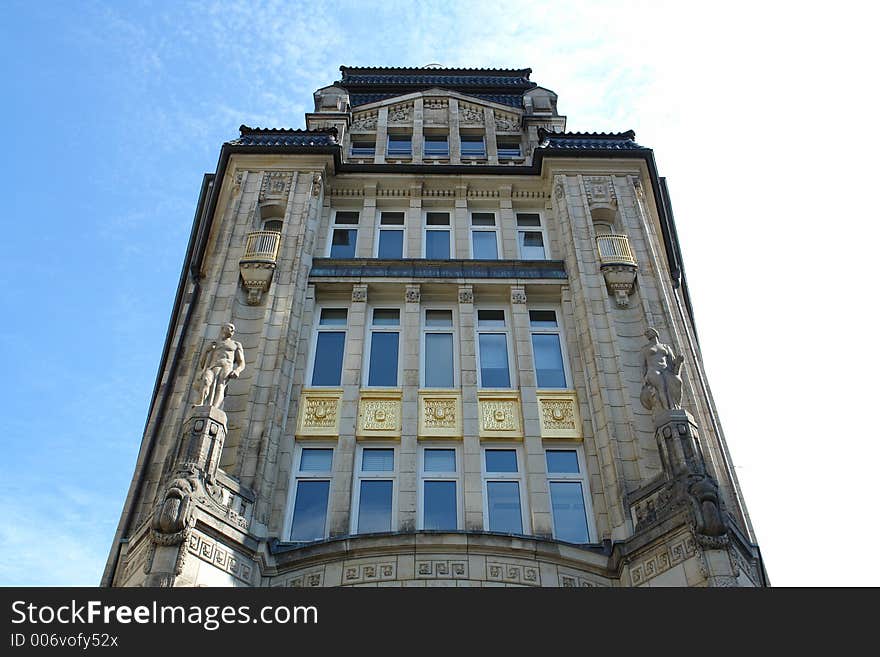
xmin=103 ymin=66 xmax=767 ymax=587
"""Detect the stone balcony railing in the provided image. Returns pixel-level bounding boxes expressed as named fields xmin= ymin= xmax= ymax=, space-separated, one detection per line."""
xmin=239 ymin=230 xmax=281 ymax=305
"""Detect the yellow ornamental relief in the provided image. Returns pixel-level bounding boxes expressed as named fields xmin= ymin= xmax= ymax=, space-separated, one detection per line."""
xmin=478 ymin=392 xmax=522 ymax=439
xmin=424 ymin=399 xmax=456 ymax=428
xmin=536 ymin=391 xmax=582 ymax=439
xmin=296 ymin=389 xmax=343 ymax=439
xmin=304 ymin=398 xmax=338 ymax=428
xmin=357 ymin=390 xmax=402 ymax=439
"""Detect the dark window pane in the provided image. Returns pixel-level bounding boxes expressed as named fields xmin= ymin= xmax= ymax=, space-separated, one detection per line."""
xmin=357 ymin=480 xmax=393 ymax=533
xmin=516 ymin=213 xmax=541 ymax=227
xmin=368 ymin=332 xmax=399 ymax=386
xmin=388 ymin=135 xmax=411 ymax=155
xmin=424 ymin=481 xmax=457 ymax=530
xmin=425 ymin=333 xmax=454 ymax=387
xmin=263 ymin=219 xmax=283 ymax=232
xmin=479 ymin=333 xmax=510 ymax=387
xmin=311 ymin=332 xmax=345 ymax=385
xmin=487 ymin=481 xmax=522 ymax=533
xmin=472 ymin=231 xmax=497 ymax=259
xmin=477 ymin=309 xmax=505 ymax=326
xmin=319 ymin=308 xmax=347 ymax=326
xmin=520 ymin=231 xmax=545 ymax=259
xmin=532 ymin=333 xmax=566 ymax=388
xmin=425 ymin=230 xmax=450 ymax=259
xmin=471 ymin=213 xmax=496 ymax=226
xmin=424 ymin=449 xmax=456 ymax=472
xmin=290 ymin=480 xmax=330 ymax=541
xmin=380 ymin=212 xmax=405 ymax=225
xmin=330 ymin=229 xmax=357 ymax=258
xmin=424 ymin=136 xmax=448 ymax=156
xmin=550 ymin=482 xmax=589 ymax=543
xmin=334 ymin=211 xmax=360 ymax=225
xmin=377 ymin=229 xmax=404 ymax=258
xmin=461 ymin=135 xmax=485 ymax=156
xmin=362 ymin=448 xmax=394 ymax=471
xmin=426 ymin=212 xmax=450 ymax=225
xmin=372 ymin=309 xmax=400 ymax=326
xmin=351 ymin=141 xmax=375 ymax=156
xmin=498 ymin=141 xmax=521 ymax=158
xmin=425 ymin=310 xmax=453 ymax=327
xmin=299 ymin=448 xmax=333 ymax=472
xmin=529 ymin=310 xmax=557 ymax=328
xmin=485 ymin=449 xmax=518 ymax=473
xmin=546 ymin=450 xmax=579 ymax=473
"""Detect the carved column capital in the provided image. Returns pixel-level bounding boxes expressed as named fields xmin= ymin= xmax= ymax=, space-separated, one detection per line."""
xmin=352 ymin=284 xmax=368 ymax=303
xmin=405 ymin=284 xmax=421 ymax=304
xmin=458 ymin=285 xmax=474 ymax=305
xmin=510 ymin=286 xmax=527 ymax=304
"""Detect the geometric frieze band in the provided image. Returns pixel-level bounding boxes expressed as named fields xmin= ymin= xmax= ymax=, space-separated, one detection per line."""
xmin=628 ymin=532 xmax=697 ymax=586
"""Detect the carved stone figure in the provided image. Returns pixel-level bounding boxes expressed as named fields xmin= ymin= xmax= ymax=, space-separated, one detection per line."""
xmin=639 ymin=328 xmax=684 ymax=412
xmin=688 ymin=475 xmax=727 ymax=538
xmin=152 ymin=475 xmax=197 ymax=544
xmin=194 ymin=323 xmax=245 ymax=409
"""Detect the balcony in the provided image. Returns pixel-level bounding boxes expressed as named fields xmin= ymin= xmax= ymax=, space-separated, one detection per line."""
xmin=596 ymin=234 xmax=638 ymax=308
xmin=239 ymin=230 xmax=281 ymax=305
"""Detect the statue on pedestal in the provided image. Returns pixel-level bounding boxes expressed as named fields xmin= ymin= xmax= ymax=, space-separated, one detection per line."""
xmin=193 ymin=323 xmax=245 ymax=409
xmin=639 ymin=327 xmax=684 ymax=412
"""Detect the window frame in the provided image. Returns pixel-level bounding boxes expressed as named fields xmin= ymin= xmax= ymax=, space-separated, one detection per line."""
xmin=386 ymin=131 xmax=412 ymax=158
xmin=326 ymin=209 xmax=360 ymax=258
xmin=423 ymin=132 xmax=449 ymax=158
xmin=306 ymin=305 xmax=349 ymax=388
xmin=374 ymin=210 xmax=407 ymax=259
xmin=283 ymin=443 xmax=334 ymax=542
xmin=417 ymin=445 xmax=463 ymax=531
xmin=422 ymin=209 xmax=454 ymax=259
xmin=350 ymin=138 xmax=376 ymax=157
xmin=474 ymin=305 xmax=516 ymax=389
xmin=544 ymin=445 xmax=596 ymax=544
xmin=460 ymin=132 xmax=486 ymax=158
xmin=351 ymin=444 xmax=399 ymax=535
xmin=481 ymin=445 xmax=530 ymax=535
xmin=363 ymin=306 xmax=403 ymax=388
xmin=497 ymin=137 xmax=522 ymax=160
xmin=469 ymin=211 xmax=499 ymax=260
xmin=528 ymin=306 xmax=572 ymax=389
xmin=516 ymin=211 xmax=549 ymax=260
xmin=420 ymin=305 xmax=459 ymax=389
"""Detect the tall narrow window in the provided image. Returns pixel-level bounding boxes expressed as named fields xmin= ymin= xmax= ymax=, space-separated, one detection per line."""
xmin=353 ymin=447 xmax=396 ymax=534
xmin=470 ymin=212 xmax=498 ymax=260
xmin=366 ymin=308 xmax=401 ymax=387
xmin=288 ymin=446 xmax=332 ymax=542
xmin=546 ymin=449 xmax=590 ymax=543
xmin=387 ymin=133 xmax=412 ymax=157
xmin=424 ymin=134 xmax=449 ymax=158
xmin=419 ymin=447 xmax=460 ymax=530
xmin=376 ymin=211 xmax=405 ymax=259
xmin=482 ymin=448 xmax=526 ymax=534
xmin=424 ymin=211 xmax=452 ymax=259
xmin=422 ymin=308 xmax=455 ymax=388
xmin=516 ymin=213 xmax=546 ymax=260
xmin=328 ymin=210 xmax=359 ymax=258
xmin=310 ymin=308 xmax=347 ymax=386
xmin=460 ymin=133 xmax=486 ymax=157
xmin=476 ymin=309 xmax=512 ymax=388
xmin=529 ymin=309 xmax=567 ymax=388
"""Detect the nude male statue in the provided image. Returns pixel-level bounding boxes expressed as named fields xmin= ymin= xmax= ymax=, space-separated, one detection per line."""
xmin=639 ymin=327 xmax=684 ymax=412
xmin=193 ymin=323 xmax=246 ymax=409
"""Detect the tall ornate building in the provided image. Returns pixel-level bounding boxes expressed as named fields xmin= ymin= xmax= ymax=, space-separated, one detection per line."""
xmin=103 ymin=66 xmax=767 ymax=587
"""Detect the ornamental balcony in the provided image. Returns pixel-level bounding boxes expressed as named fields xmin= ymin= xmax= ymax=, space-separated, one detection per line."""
xmin=596 ymin=233 xmax=638 ymax=308
xmin=239 ymin=230 xmax=281 ymax=305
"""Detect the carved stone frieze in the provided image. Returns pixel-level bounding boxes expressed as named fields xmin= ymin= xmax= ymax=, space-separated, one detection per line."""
xmin=459 ymin=104 xmax=485 ymax=124
xmin=357 ymin=390 xmax=403 ymax=439
xmin=510 ymin=287 xmax=527 ymax=304
xmin=486 ymin=560 xmax=540 ymax=586
xmin=584 ymin=175 xmax=616 ymax=207
xmin=187 ymin=532 xmax=254 ymax=585
xmin=418 ymin=390 xmax=462 ymax=439
xmin=260 ymin=171 xmax=293 ymax=202
xmin=536 ymin=391 xmax=582 ymax=439
xmin=387 ymin=103 xmax=413 ymax=123
xmin=351 ymin=111 xmax=378 ymax=131
xmin=478 ymin=391 xmax=522 ymax=439
xmin=296 ymin=389 xmax=343 ymax=439
xmin=628 ymin=532 xmax=698 ymax=586
xmin=351 ymin=284 xmax=368 ymax=303
xmin=457 ymin=285 xmax=474 ymax=304
xmin=405 ymin=285 xmax=420 ymax=304
xmin=494 ymin=113 xmax=521 ymax=132
xmin=342 ymin=561 xmax=396 ymax=585
xmin=416 ymin=560 xmax=468 ymax=579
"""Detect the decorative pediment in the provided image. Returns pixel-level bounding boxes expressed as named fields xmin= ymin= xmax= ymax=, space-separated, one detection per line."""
xmin=351 ymin=88 xmax=523 ymax=122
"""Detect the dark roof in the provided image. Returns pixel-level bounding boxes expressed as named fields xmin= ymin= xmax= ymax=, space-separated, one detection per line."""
xmin=337 ymin=66 xmax=536 ymax=108
xmin=537 ymin=129 xmax=646 ymax=151
xmin=228 ymin=125 xmax=338 ymax=147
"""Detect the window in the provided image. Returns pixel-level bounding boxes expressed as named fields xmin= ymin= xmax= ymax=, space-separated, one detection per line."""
xmin=365 ymin=308 xmax=401 ymax=387
xmin=328 ymin=210 xmax=359 ymax=258
xmin=497 ymin=138 xmax=521 ymax=159
xmin=482 ymin=447 xmax=527 ymax=534
xmin=352 ymin=446 xmax=397 ymax=534
xmin=422 ymin=308 xmax=456 ymax=388
xmin=287 ymin=446 xmax=333 ymax=542
xmin=387 ymin=133 xmax=412 ymax=157
xmin=310 ymin=308 xmax=347 ymax=386
xmin=351 ymin=139 xmax=376 ymax=157
xmin=470 ymin=212 xmax=498 ymax=260
xmin=546 ymin=448 xmax=591 ymax=543
xmin=423 ymin=211 xmax=452 ymax=259
xmin=476 ymin=308 xmax=513 ymax=388
xmin=424 ymin=134 xmax=449 ymax=157
xmin=419 ymin=447 xmax=460 ymax=530
xmin=529 ymin=309 xmax=567 ymax=388
xmin=516 ymin=213 xmax=546 ymax=260
xmin=262 ymin=219 xmax=283 ymax=233
xmin=460 ymin=133 xmax=486 ymax=157
xmin=375 ymin=211 xmax=405 ymax=259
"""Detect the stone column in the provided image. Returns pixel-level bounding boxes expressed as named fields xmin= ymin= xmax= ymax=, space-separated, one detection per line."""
xmin=412 ymin=98 xmax=424 ymax=164
xmin=485 ymin=108 xmax=499 ymax=164
xmin=375 ymin=107 xmax=389 ymax=164
xmin=458 ymin=284 xmax=482 ymax=531
xmin=360 ymin=183 xmax=377 ymax=257
xmin=449 ymin=99 xmax=461 ymax=164
xmin=399 ymin=284 xmax=421 ymax=531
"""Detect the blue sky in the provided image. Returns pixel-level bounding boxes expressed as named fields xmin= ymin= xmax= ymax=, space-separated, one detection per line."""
xmin=1 ymin=0 xmax=877 ymax=586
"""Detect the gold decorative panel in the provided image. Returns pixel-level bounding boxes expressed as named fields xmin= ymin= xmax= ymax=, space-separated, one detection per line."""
xmin=296 ymin=388 xmax=343 ymax=439
xmin=536 ymin=390 xmax=582 ymax=440
xmin=418 ymin=390 xmax=462 ymax=440
xmin=357 ymin=389 xmax=402 ymax=439
xmin=478 ymin=391 xmax=522 ymax=440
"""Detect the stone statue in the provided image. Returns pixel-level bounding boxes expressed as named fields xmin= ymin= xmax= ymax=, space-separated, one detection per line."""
xmin=639 ymin=328 xmax=684 ymax=412
xmin=193 ymin=323 xmax=245 ymax=409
